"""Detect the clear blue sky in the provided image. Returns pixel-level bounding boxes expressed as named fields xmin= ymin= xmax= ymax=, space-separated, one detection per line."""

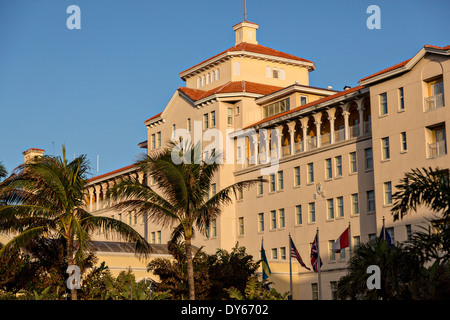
xmin=1 ymin=0 xmax=449 ymax=177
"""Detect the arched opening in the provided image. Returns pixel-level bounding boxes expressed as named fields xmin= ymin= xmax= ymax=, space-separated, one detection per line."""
xmin=334 ymin=108 xmax=345 ymax=142
xmin=306 ymin=116 xmax=317 ymax=150
xmin=294 ymin=120 xmax=303 ymax=153
xmin=281 ymin=124 xmax=290 ymax=157
xmin=363 ymin=98 xmax=372 ymax=134
xmin=348 ymin=102 xmax=360 ymax=138
xmin=320 ymin=112 xmax=331 ymax=146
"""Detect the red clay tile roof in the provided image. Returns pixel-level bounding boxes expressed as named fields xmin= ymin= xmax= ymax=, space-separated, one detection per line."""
xmin=180 ymin=42 xmax=314 ymax=76
xmin=180 ymin=81 xmax=283 ymax=102
xmin=88 ymin=164 xmax=136 ymax=183
xmin=144 ymin=112 xmax=162 ymax=123
xmin=244 ymin=85 xmax=366 ymax=129
xmin=424 ymin=44 xmax=450 ymax=50
xmin=359 ymin=59 xmax=411 ymax=82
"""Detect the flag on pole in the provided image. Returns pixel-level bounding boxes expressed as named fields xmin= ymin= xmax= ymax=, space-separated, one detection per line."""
xmin=261 ymin=239 xmax=271 ymax=280
xmin=289 ymin=236 xmax=311 ymax=270
xmin=379 ymin=225 xmax=394 ymax=247
xmin=310 ymin=234 xmax=322 ymax=272
xmin=332 ymin=227 xmax=350 ymax=253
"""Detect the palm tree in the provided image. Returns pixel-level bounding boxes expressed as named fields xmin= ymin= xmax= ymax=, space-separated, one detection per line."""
xmin=0 ymin=161 xmax=7 ymax=182
xmin=108 ymin=142 xmax=263 ymax=300
xmin=0 ymin=146 xmax=151 ymax=300
xmin=391 ymin=167 xmax=449 ymax=221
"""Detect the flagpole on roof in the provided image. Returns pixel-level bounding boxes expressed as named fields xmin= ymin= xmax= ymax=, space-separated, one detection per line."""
xmin=317 ymin=227 xmax=322 ymax=300
xmin=288 ymin=233 xmax=293 ymax=300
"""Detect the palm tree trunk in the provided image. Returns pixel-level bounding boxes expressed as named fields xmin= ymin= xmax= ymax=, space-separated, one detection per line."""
xmin=185 ymin=236 xmax=195 ymax=300
xmin=67 ymin=232 xmax=77 ymax=300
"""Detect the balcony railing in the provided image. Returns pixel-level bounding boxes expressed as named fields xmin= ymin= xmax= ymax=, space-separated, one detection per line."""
xmin=349 ymin=125 xmax=359 ymax=138
xmin=295 ymin=140 xmax=303 ymax=154
xmin=306 ymin=136 xmax=317 ymax=150
xmin=425 ymin=93 xmax=445 ymax=112
xmin=282 ymin=145 xmax=291 ymax=157
xmin=428 ymin=140 xmax=447 ymax=158
xmin=321 ymin=133 xmax=331 ymax=146
xmin=364 ymin=121 xmax=372 ymax=134
xmin=335 ymin=128 xmax=345 ymax=142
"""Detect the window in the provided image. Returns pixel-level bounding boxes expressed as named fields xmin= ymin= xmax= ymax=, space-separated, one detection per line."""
xmin=257 ymin=176 xmax=264 ymax=195
xmin=157 ymin=231 xmax=161 ymax=244
xmin=211 ymin=111 xmax=216 ymax=127
xmin=277 ymin=171 xmax=284 ymax=190
xmin=427 ymin=124 xmax=447 ymax=158
xmin=157 ymin=131 xmax=161 ymax=148
xmin=337 ymin=196 xmax=344 ymax=218
xmin=312 ymin=283 xmax=318 ymax=300
xmin=270 ymin=210 xmax=277 ymax=229
xmin=300 ymin=95 xmax=308 ymax=106
xmin=309 ymin=202 xmax=316 ymax=223
xmin=365 ymin=147 xmax=373 ymax=170
xmin=211 ymin=219 xmax=217 ymax=237
xmin=258 ymin=213 xmax=265 ymax=232
xmin=330 ymin=282 xmax=338 ymax=300
xmin=206 ymin=73 xmax=210 ymax=84
xmin=280 ymin=69 xmax=286 ymax=80
xmin=353 ymin=236 xmax=361 ymax=250
xmin=384 ymin=182 xmax=392 ymax=205
xmin=401 ymin=132 xmax=407 ymax=152
xmin=273 ymin=68 xmax=279 ymax=79
xmin=237 ymin=188 xmax=243 ymax=200
xmin=329 ymin=240 xmax=336 ymax=261
xmin=280 ymin=247 xmax=286 ymax=260
xmin=367 ymin=190 xmax=375 ymax=212
xmin=294 ymin=166 xmax=301 ymax=186
xmin=296 ymin=205 xmax=302 ymax=225
xmin=203 ymin=113 xmax=209 ymax=130
xmin=262 ymin=98 xmax=290 ymax=119
xmin=387 ymin=227 xmax=395 ymax=244
xmin=335 ymin=156 xmax=342 ymax=177
xmin=307 ymin=163 xmax=314 ymax=183
xmin=325 ymin=158 xmax=332 ymax=179
xmin=238 ymin=217 xmax=244 ymax=235
xmin=227 ymin=108 xmax=233 ymax=125
xmin=379 ymin=92 xmax=388 ymax=115
xmin=265 ymin=66 xmax=271 ymax=78
xmin=351 ymin=193 xmax=359 ymax=215
xmin=216 ymin=68 xmax=220 ymax=80
xmin=349 ymin=152 xmax=357 ymax=173
xmin=151 ymin=232 xmax=155 ymax=243
xmin=172 ymin=124 xmax=176 ymax=138
xmin=269 ymin=173 xmax=276 ymax=192
xmin=406 ymin=225 xmax=412 ymax=243
xmin=369 ymin=233 xmax=377 ymax=242
xmin=272 ymin=248 xmax=278 ymax=259
xmin=211 ymin=183 xmax=217 ymax=196
xmin=279 ymin=209 xmax=285 ymax=228
xmin=151 ymin=134 xmax=156 ymax=149
xmin=197 ymin=77 xmax=201 ymax=88
xmin=327 ymin=199 xmax=334 ymax=220
xmin=425 ymin=77 xmax=444 ymax=111
xmin=398 ymin=87 xmax=405 ymax=110
xmin=381 ymin=137 xmax=390 ymax=160
xmin=233 ymin=61 xmax=240 ymax=76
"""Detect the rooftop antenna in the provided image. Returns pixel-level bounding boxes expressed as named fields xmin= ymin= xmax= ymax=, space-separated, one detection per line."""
xmin=244 ymin=0 xmax=247 ymax=21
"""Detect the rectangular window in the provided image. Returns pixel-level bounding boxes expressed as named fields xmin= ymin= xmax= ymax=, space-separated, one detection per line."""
xmin=387 ymin=227 xmax=395 ymax=244
xmin=257 ymin=176 xmax=263 ymax=195
xmin=279 ymin=208 xmax=285 ymax=228
xmin=330 ymin=282 xmax=338 ymax=300
xmin=157 ymin=230 xmax=161 ymax=244
xmin=263 ymin=98 xmax=290 ymax=119
xmin=237 ymin=188 xmax=243 ymax=200
xmin=238 ymin=217 xmax=244 ymax=235
xmin=280 ymin=247 xmax=286 ymax=260
xmin=277 ymin=171 xmax=284 ymax=190
xmin=211 ymin=111 xmax=216 ymax=127
xmin=337 ymin=196 xmax=344 ymax=218
xmin=300 ymin=95 xmax=308 ymax=106
xmin=271 ymin=210 xmax=277 ymax=229
xmin=335 ymin=156 xmax=342 ymax=177
xmin=272 ymin=248 xmax=278 ymax=259
xmin=294 ymin=166 xmax=301 ymax=186
xmin=309 ymin=202 xmax=316 ymax=223
xmin=172 ymin=124 xmax=176 ymax=138
xmin=401 ymin=132 xmax=407 ymax=152
xmin=351 ymin=193 xmax=359 ymax=215
xmin=157 ymin=132 xmax=161 ymax=148
xmin=327 ymin=198 xmax=334 ymax=220
xmin=258 ymin=213 xmax=264 ymax=232
xmin=151 ymin=134 xmax=156 ymax=150
xmin=325 ymin=158 xmax=332 ymax=179
xmin=187 ymin=118 xmax=191 ymax=132
xmin=296 ymin=205 xmax=302 ymax=225
xmin=350 ymin=152 xmax=357 ymax=173
xmin=354 ymin=236 xmax=361 ymax=250
xmin=269 ymin=173 xmax=276 ymax=192
xmin=398 ymin=87 xmax=405 ymax=110
xmin=381 ymin=137 xmax=390 ymax=160
xmin=211 ymin=219 xmax=217 ymax=237
xmin=312 ymin=283 xmax=318 ymax=300
xmin=384 ymin=181 xmax=392 ymax=205
xmin=203 ymin=113 xmax=209 ymax=130
xmin=307 ymin=163 xmax=314 ymax=183
xmin=151 ymin=232 xmax=155 ymax=244
xmin=211 ymin=183 xmax=217 ymax=196
xmin=425 ymin=78 xmax=444 ymax=111
xmin=227 ymin=108 xmax=233 ymax=125
xmin=329 ymin=240 xmax=336 ymax=261
xmin=380 ymin=92 xmax=388 ymax=115
xmin=406 ymin=225 xmax=412 ymax=243
xmin=367 ymin=190 xmax=375 ymax=212
xmin=365 ymin=147 xmax=373 ymax=170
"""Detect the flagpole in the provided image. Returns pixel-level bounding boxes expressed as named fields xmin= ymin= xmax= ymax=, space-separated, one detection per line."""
xmin=317 ymin=227 xmax=322 ymax=300
xmin=348 ymin=222 xmax=351 ymax=261
xmin=289 ymin=234 xmax=293 ymax=300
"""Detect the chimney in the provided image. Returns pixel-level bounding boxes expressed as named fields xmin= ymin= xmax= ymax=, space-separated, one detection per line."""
xmin=23 ymin=148 xmax=45 ymax=164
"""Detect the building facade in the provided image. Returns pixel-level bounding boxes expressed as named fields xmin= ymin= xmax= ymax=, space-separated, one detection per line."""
xmin=83 ymin=20 xmax=449 ymax=299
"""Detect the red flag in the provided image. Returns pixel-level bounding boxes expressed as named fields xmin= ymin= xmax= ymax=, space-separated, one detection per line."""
xmin=332 ymin=227 xmax=349 ymax=253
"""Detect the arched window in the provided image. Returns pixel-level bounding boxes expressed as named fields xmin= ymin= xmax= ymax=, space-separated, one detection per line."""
xmin=273 ymin=68 xmax=279 ymax=79
xmin=233 ymin=62 xmax=240 ymax=76
xmin=265 ymin=66 xmax=271 ymax=78
xmin=280 ymin=69 xmax=286 ymax=80
xmin=197 ymin=77 xmax=201 ymax=88
xmin=202 ymin=75 xmax=205 ymax=87
xmin=210 ymin=71 xmax=215 ymax=83
xmin=216 ymin=68 xmax=220 ymax=80
xmin=207 ymin=73 xmax=210 ymax=84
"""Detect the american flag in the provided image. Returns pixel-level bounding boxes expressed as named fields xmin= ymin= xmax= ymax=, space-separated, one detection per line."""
xmin=289 ymin=236 xmax=310 ymax=270
xmin=310 ymin=234 xmax=323 ymax=273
